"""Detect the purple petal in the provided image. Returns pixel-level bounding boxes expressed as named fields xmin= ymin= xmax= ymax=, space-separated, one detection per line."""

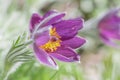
xmin=53 ymin=18 xmax=84 ymax=40
xmin=33 ymin=43 xmax=58 ymax=69
xmin=35 ymin=31 xmax=50 ymax=47
xmin=30 ymin=13 xmax=42 ymax=33
xmin=41 ymin=10 xmax=65 ymax=27
xmin=50 ymin=47 xmax=80 ymax=62
xmin=100 ymin=33 xmax=120 ymax=48
xmin=61 ymin=37 xmax=86 ymax=49
xmin=98 ymin=8 xmax=120 ymax=40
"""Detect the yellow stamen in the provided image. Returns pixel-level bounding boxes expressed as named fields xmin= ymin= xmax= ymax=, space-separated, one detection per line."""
xmin=50 ymin=27 xmax=61 ymax=38
xmin=40 ymin=39 xmax=61 ymax=52
xmin=40 ymin=27 xmax=61 ymax=53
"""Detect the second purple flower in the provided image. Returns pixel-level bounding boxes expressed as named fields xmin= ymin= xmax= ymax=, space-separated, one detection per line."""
xmin=98 ymin=8 xmax=120 ymax=47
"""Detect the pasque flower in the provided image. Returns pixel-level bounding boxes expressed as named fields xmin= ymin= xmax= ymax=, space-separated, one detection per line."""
xmin=29 ymin=11 xmax=85 ymax=69
xmin=98 ymin=8 xmax=120 ymax=47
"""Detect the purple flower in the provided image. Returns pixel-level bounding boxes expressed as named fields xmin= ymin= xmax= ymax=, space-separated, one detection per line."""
xmin=98 ymin=8 xmax=120 ymax=47
xmin=29 ymin=11 xmax=86 ymax=69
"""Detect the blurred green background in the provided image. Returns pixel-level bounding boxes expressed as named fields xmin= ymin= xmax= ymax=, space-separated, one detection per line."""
xmin=0 ymin=0 xmax=120 ymax=80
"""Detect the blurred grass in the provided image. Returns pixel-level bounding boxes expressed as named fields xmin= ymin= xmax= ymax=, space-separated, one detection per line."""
xmin=9 ymin=62 xmax=84 ymax=80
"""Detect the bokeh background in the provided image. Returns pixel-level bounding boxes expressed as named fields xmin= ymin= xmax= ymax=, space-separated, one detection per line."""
xmin=0 ymin=0 xmax=120 ymax=80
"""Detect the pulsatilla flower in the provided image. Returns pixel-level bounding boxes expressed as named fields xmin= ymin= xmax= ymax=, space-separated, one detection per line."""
xmin=29 ymin=11 xmax=85 ymax=69
xmin=98 ymin=8 xmax=120 ymax=47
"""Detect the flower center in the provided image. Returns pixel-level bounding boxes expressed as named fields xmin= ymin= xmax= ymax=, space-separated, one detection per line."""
xmin=40 ymin=27 xmax=61 ymax=53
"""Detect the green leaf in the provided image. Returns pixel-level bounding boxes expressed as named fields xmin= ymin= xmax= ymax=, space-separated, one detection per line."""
xmin=0 ymin=32 xmax=33 ymax=80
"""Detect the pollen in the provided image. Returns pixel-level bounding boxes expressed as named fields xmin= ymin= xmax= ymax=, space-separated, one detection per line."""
xmin=40 ymin=27 xmax=61 ymax=53
xmin=50 ymin=27 xmax=61 ymax=38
